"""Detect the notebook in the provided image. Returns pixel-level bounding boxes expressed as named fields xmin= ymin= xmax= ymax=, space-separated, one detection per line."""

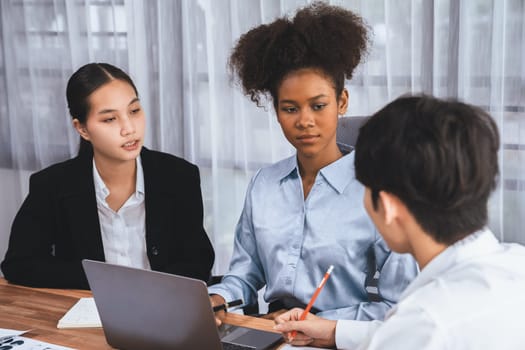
xmin=57 ymin=298 xmax=101 ymax=328
xmin=82 ymin=259 xmax=282 ymax=350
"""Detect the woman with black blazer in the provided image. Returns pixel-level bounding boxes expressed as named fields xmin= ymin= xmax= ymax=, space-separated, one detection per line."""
xmin=1 ymin=63 xmax=214 ymax=289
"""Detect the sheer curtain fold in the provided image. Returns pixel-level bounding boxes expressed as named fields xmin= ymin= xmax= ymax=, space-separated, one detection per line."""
xmin=0 ymin=0 xmax=524 ymax=278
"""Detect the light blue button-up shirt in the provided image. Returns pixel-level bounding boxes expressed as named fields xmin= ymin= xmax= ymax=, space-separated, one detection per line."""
xmin=209 ymin=149 xmax=418 ymax=320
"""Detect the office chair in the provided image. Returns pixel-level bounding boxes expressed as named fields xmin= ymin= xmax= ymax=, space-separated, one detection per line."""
xmin=336 ymin=115 xmax=369 ymax=148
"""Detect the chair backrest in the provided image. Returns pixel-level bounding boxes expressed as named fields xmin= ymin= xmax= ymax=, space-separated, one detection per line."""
xmin=336 ymin=116 xmax=369 ymax=148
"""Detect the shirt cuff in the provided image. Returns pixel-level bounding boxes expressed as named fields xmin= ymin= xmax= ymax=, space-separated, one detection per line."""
xmin=207 ymin=285 xmax=235 ymax=304
xmin=335 ymin=320 xmax=383 ymax=349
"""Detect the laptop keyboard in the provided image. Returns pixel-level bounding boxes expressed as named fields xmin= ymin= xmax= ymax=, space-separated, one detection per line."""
xmin=221 ymin=341 xmax=255 ymax=350
xmin=219 ymin=323 xmax=282 ymax=350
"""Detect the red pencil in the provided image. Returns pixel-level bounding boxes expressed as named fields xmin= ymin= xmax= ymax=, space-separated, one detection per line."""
xmin=290 ymin=265 xmax=334 ymax=340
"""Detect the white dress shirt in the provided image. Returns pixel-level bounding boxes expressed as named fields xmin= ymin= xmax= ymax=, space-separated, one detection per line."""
xmin=93 ymin=157 xmax=150 ymax=270
xmin=336 ymin=228 xmax=525 ymax=349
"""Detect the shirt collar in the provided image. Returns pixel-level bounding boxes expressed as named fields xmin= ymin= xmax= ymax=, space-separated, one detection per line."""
xmin=276 ymin=143 xmax=355 ymax=194
xmin=400 ymin=228 xmax=500 ymax=299
xmin=93 ymin=156 xmax=145 ymax=201
xmin=276 ymin=155 xmax=299 ymax=182
xmin=319 ymin=149 xmax=355 ymax=194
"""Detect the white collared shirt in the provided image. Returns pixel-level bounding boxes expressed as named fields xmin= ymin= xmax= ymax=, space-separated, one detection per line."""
xmin=93 ymin=157 xmax=150 ymax=270
xmin=336 ymin=228 xmax=525 ymax=349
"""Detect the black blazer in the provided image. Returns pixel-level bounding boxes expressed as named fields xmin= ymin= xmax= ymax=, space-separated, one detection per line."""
xmin=1 ymin=148 xmax=214 ymax=289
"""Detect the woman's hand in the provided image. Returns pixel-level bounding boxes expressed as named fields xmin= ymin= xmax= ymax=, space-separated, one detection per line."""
xmin=209 ymin=294 xmax=226 ymax=326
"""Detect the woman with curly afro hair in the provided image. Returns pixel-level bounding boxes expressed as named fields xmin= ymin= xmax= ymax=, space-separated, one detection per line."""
xmin=208 ymin=1 xmax=418 ymax=330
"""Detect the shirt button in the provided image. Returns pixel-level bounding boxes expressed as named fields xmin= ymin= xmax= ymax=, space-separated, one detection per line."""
xmin=151 ymin=246 xmax=159 ymax=256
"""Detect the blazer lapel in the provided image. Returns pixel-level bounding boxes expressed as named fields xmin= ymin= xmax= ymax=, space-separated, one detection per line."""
xmin=59 ymin=155 xmax=105 ymax=261
xmin=140 ymin=148 xmax=177 ymax=262
xmin=141 ymin=149 xmax=162 ymax=240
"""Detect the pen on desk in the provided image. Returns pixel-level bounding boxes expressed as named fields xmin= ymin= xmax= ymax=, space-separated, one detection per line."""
xmin=212 ymin=299 xmax=244 ymax=313
xmin=290 ymin=265 xmax=334 ymax=340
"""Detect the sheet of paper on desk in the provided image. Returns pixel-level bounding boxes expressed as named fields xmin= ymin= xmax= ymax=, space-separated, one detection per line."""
xmin=57 ymin=297 xmax=102 ymax=328
xmin=0 ymin=329 xmax=73 ymax=349
xmin=0 ymin=328 xmax=30 ymax=337
xmin=280 ymin=344 xmax=327 ymax=349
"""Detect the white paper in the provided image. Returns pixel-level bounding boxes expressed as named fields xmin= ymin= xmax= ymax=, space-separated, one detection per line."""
xmin=280 ymin=344 xmax=327 ymax=350
xmin=0 ymin=328 xmax=30 ymax=337
xmin=0 ymin=329 xmax=73 ymax=350
xmin=57 ymin=297 xmax=102 ymax=329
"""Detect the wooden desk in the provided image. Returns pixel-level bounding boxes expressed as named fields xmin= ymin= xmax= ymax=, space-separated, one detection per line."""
xmin=0 ymin=278 xmax=281 ymax=349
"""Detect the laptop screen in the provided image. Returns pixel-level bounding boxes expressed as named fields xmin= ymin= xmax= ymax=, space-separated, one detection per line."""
xmin=82 ymin=260 xmax=281 ymax=350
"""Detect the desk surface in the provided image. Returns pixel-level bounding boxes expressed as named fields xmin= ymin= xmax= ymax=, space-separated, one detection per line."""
xmin=0 ymin=278 xmax=281 ymax=349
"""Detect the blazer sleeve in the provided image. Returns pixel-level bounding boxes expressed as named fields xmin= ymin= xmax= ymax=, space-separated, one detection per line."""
xmin=1 ymin=171 xmax=89 ymax=289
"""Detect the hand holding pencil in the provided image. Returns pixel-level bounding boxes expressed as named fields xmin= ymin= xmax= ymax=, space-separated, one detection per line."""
xmin=273 ymin=265 xmax=337 ymax=348
xmin=290 ymin=265 xmax=334 ymax=339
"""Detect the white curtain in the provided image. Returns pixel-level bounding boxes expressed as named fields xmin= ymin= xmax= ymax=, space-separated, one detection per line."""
xmin=0 ymin=0 xmax=524 ymax=277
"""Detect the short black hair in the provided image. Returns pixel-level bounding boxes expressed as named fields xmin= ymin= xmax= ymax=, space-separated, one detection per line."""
xmin=228 ymin=1 xmax=369 ymax=109
xmin=354 ymin=95 xmax=500 ymax=245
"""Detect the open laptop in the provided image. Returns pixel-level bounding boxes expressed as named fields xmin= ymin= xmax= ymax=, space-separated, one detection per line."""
xmin=82 ymin=259 xmax=282 ymax=350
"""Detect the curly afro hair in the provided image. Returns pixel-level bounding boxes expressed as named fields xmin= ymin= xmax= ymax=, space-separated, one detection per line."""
xmin=229 ymin=1 xmax=369 ymax=108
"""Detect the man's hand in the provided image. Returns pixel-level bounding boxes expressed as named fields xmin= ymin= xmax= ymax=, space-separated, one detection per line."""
xmin=209 ymin=294 xmax=226 ymax=326
xmin=274 ymin=308 xmax=337 ymax=348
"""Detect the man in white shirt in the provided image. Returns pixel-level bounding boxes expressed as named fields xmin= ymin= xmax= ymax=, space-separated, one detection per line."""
xmin=274 ymin=95 xmax=525 ymax=349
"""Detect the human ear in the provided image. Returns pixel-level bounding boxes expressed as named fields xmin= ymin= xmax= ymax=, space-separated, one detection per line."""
xmin=378 ymin=191 xmax=401 ymax=225
xmin=338 ymin=88 xmax=349 ymax=115
xmin=72 ymin=119 xmax=90 ymax=141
